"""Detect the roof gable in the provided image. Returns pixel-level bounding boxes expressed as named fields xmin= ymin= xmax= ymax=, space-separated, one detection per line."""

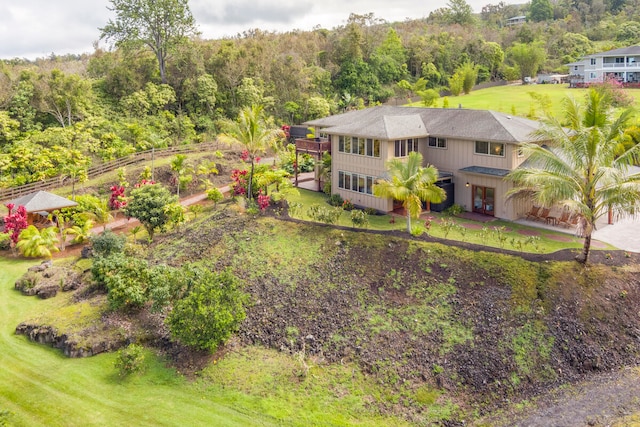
xmin=7 ymin=191 xmax=77 ymax=213
xmin=306 ymin=106 xmax=542 ymax=143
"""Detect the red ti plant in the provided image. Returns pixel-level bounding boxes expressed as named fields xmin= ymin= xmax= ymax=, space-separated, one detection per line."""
xmin=257 ymin=190 xmax=271 ymax=212
xmin=4 ymin=203 xmax=28 ymax=246
xmin=109 ymin=185 xmax=127 ymax=210
xmin=230 ymin=169 xmax=248 ymax=196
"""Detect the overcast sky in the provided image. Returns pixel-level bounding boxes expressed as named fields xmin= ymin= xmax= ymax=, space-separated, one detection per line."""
xmin=0 ymin=0 xmax=515 ymax=60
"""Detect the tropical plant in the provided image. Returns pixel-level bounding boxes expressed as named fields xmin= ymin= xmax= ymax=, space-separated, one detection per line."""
xmin=66 ymin=219 xmax=95 ymax=244
xmin=91 ymin=229 xmax=126 ymax=257
xmin=16 ymin=226 xmax=60 ymax=258
xmin=373 ymin=151 xmax=446 ymax=233
xmin=170 ymin=154 xmax=193 ymax=198
xmin=508 ymin=89 xmax=640 ymax=263
xmin=217 ymin=105 xmax=285 ymax=199
xmin=166 ymin=268 xmax=247 ymax=352
xmin=123 ymin=183 xmax=177 ymax=241
xmin=3 ymin=204 xmax=28 ymax=247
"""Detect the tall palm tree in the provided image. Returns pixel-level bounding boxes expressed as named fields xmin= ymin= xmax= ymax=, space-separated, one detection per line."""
xmin=373 ymin=151 xmax=446 ymax=233
xmin=16 ymin=226 xmax=60 ymax=259
xmin=508 ymin=89 xmax=640 ymax=263
xmin=217 ymin=105 xmax=285 ymax=199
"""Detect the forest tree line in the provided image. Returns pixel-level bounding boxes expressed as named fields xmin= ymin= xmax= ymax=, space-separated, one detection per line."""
xmin=1 ymin=0 xmax=640 ymax=187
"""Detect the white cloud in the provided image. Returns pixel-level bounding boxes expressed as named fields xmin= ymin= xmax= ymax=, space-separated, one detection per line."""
xmin=0 ymin=0 xmax=513 ymax=60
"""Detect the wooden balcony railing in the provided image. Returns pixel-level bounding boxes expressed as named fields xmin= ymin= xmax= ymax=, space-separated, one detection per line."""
xmin=294 ymin=138 xmax=331 ymax=155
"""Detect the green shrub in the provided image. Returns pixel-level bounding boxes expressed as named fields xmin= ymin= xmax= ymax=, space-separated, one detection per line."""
xmin=167 ymin=268 xmax=247 ymax=352
xmin=92 ymin=253 xmax=150 ymax=311
xmin=0 ymin=233 xmax=11 ymax=251
xmin=327 ymin=193 xmax=343 ymax=207
xmin=350 ymin=209 xmax=369 ymax=228
xmin=364 ymin=207 xmax=377 ymax=216
xmin=206 ymin=187 xmax=224 ymax=205
xmin=443 ymin=204 xmax=464 ymax=216
xmin=91 ymin=230 xmax=126 ymax=258
xmin=114 ymin=343 xmax=146 ymax=376
xmin=315 ymin=206 xmax=343 ymax=225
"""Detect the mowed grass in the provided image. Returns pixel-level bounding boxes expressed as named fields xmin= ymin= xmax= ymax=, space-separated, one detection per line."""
xmin=0 ymin=257 xmax=408 ymax=427
xmin=410 ymin=84 xmax=640 ymax=118
xmin=287 ymin=189 xmax=601 ymax=254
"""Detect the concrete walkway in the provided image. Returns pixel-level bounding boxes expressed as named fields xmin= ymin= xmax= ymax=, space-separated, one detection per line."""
xmin=593 ymin=217 xmax=640 ymax=253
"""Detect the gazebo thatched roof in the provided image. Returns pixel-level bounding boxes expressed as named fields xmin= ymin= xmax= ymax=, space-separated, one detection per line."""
xmin=6 ymin=191 xmax=77 ymax=214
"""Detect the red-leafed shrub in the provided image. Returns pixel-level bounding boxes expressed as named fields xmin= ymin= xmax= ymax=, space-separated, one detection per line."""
xmin=4 ymin=203 xmax=28 ymax=245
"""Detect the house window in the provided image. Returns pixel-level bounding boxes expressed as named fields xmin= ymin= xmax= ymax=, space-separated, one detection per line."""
xmin=590 ymin=72 xmax=596 ymax=79
xmin=590 ymin=58 xmax=596 ymax=65
xmin=475 ymin=141 xmax=504 ymax=157
xmin=366 ymin=138 xmax=373 ymax=156
xmin=339 ymin=135 xmax=380 ymax=158
xmin=338 ymin=171 xmax=376 ymax=195
xmin=428 ymin=136 xmax=447 ymax=149
xmin=574 ymin=66 xmax=578 ymax=71
xmin=407 ymin=138 xmax=418 ymax=153
xmin=394 ymin=140 xmax=407 ymax=157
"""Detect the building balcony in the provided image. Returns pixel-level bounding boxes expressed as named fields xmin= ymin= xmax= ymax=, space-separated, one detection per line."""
xmin=294 ymin=138 xmax=331 ymax=155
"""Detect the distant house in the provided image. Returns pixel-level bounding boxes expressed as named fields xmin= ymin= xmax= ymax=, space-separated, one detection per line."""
xmin=303 ymin=106 xmax=548 ymax=220
xmin=568 ymin=45 xmax=640 ymax=87
xmin=505 ymin=15 xmax=526 ymax=26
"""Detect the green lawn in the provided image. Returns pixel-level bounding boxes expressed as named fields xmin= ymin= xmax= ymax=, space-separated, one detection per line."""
xmin=0 ymin=256 xmax=409 ymax=427
xmin=409 ymin=84 xmax=640 ymax=118
xmin=287 ymin=189 xmax=606 ymax=254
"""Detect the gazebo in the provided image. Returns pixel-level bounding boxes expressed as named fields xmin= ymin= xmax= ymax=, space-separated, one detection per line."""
xmin=6 ymin=191 xmax=78 ymax=226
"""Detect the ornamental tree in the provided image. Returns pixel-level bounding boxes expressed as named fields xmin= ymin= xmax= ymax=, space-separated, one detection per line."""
xmin=3 ymin=204 xmax=28 ymax=246
xmin=123 ymin=183 xmax=177 ymax=241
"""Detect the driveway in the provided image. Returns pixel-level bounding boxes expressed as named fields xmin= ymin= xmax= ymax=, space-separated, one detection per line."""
xmin=592 ymin=216 xmax=640 ymax=253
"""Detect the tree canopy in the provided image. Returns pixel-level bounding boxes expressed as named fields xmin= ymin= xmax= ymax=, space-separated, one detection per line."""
xmin=100 ymin=0 xmax=199 ymax=84
xmin=508 ymin=89 xmax=640 ymax=263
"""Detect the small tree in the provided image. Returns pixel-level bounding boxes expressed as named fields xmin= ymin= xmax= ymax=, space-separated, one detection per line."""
xmin=123 ymin=183 xmax=177 ymax=241
xmin=167 ymin=268 xmax=247 ymax=352
xmin=373 ymin=152 xmax=446 ymax=233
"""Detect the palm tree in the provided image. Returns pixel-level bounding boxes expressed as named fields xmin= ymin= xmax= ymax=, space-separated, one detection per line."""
xmin=217 ymin=105 xmax=285 ymax=199
xmin=373 ymin=151 xmax=446 ymax=233
xmin=170 ymin=154 xmax=193 ymax=198
xmin=508 ymin=89 xmax=640 ymax=263
xmin=16 ymin=226 xmax=60 ymax=259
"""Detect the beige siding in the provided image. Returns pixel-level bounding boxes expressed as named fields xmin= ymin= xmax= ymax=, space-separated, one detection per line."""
xmin=331 ymin=135 xmax=392 ymax=212
xmin=329 ymin=134 xmax=533 ymax=219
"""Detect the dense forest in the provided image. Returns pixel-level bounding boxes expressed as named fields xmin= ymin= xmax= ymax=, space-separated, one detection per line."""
xmin=1 ymin=0 xmax=640 ymax=187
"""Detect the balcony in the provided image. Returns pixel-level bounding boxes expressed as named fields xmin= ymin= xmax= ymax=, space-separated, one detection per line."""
xmin=294 ymin=138 xmax=331 ymax=156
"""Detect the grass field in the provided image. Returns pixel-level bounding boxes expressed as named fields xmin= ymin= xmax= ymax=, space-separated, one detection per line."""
xmin=410 ymin=84 xmax=640 ymax=118
xmin=0 ymin=257 xmax=408 ymax=427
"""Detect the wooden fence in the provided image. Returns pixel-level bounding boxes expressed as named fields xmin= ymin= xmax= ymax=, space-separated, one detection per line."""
xmin=0 ymin=142 xmax=219 ymax=202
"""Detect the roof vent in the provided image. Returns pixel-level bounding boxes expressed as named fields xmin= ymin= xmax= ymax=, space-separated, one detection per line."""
xmin=506 ymin=116 xmax=512 ymax=119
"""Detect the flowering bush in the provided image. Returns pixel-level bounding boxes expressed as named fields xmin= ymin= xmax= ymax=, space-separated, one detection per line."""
xmin=3 ymin=203 xmax=28 ymax=246
xmin=591 ymin=76 xmax=634 ymax=107
xmin=257 ymin=190 xmax=271 ymax=212
xmin=230 ymin=169 xmax=249 ymax=196
xmin=135 ymin=179 xmax=156 ymax=188
xmin=342 ymin=199 xmax=355 ymax=211
xmin=240 ymin=150 xmax=260 ymax=163
xmin=109 ymin=185 xmax=127 ymax=210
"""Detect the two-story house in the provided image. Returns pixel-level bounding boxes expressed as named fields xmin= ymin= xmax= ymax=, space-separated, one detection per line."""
xmin=304 ymin=106 xmax=546 ymax=221
xmin=568 ymin=45 xmax=640 ymax=87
